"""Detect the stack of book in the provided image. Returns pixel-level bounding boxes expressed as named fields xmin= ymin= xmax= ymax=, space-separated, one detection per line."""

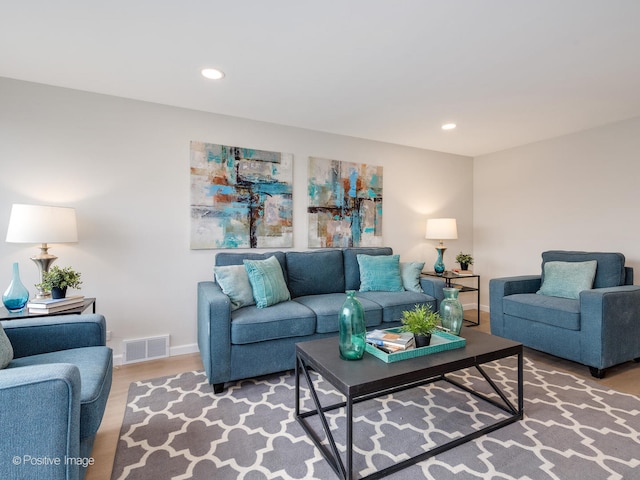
xmin=27 ymin=295 xmax=85 ymax=314
xmin=366 ymin=329 xmax=416 ymax=353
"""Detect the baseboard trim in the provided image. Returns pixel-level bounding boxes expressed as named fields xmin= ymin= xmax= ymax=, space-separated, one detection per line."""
xmin=112 ymin=342 xmax=199 ymax=366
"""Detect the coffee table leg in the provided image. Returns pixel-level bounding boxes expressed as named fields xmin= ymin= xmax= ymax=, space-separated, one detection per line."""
xmin=346 ymin=396 xmax=353 ymax=480
xmin=296 ymin=354 xmax=348 ymax=479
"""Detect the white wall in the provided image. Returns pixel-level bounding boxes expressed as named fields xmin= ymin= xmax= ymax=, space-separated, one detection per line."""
xmin=0 ymin=77 xmax=473 ymax=360
xmin=474 ymin=116 xmax=640 ymax=309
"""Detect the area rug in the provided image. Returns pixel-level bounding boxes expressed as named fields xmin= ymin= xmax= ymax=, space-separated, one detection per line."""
xmin=110 ymin=357 xmax=640 ymax=480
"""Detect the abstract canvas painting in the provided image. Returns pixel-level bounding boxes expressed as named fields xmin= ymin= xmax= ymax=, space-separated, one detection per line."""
xmin=307 ymin=157 xmax=383 ymax=248
xmin=190 ymin=141 xmax=293 ymax=249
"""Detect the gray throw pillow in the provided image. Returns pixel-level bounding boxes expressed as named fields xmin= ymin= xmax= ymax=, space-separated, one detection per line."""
xmin=0 ymin=322 xmax=14 ymax=369
xmin=400 ymin=262 xmax=425 ymax=293
xmin=537 ymin=260 xmax=597 ymax=300
xmin=215 ymin=265 xmax=256 ymax=311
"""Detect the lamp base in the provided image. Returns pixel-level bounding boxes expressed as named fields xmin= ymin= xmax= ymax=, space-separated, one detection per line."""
xmin=31 ymin=243 xmax=57 ymax=299
xmin=434 ymin=246 xmax=447 ymax=276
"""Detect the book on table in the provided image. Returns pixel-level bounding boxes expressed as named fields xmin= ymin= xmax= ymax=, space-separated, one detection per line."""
xmin=27 ymin=295 xmax=85 ymax=313
xmin=366 ymin=329 xmax=416 ymax=352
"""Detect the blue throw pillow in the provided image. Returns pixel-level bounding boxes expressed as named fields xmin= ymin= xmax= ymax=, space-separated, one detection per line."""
xmin=215 ymin=265 xmax=256 ymax=311
xmin=244 ymin=256 xmax=291 ymax=308
xmin=537 ymin=260 xmax=597 ymax=300
xmin=400 ymin=262 xmax=425 ymax=293
xmin=357 ymin=254 xmax=405 ymax=292
xmin=0 ymin=323 xmax=14 ymax=369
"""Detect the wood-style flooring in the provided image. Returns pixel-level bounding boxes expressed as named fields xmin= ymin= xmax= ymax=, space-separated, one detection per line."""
xmin=86 ymin=310 xmax=640 ymax=480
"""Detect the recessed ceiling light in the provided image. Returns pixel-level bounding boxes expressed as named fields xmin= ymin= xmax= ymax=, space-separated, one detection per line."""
xmin=442 ymin=123 xmax=457 ymax=130
xmin=201 ymin=68 xmax=225 ymax=80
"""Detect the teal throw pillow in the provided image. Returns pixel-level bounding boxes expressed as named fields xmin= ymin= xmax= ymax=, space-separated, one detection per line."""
xmin=400 ymin=262 xmax=425 ymax=293
xmin=0 ymin=323 xmax=14 ymax=369
xmin=357 ymin=254 xmax=405 ymax=292
xmin=537 ymin=260 xmax=597 ymax=300
xmin=215 ymin=265 xmax=256 ymax=311
xmin=244 ymin=256 xmax=291 ymax=308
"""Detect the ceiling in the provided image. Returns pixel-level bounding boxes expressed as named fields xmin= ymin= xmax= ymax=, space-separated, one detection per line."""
xmin=2 ymin=1 xmax=640 ymax=157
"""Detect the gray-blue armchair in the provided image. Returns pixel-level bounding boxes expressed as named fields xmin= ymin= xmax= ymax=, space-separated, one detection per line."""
xmin=0 ymin=314 xmax=112 ymax=480
xmin=490 ymin=251 xmax=640 ymax=378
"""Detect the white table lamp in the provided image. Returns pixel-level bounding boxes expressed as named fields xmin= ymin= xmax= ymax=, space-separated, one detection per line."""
xmin=426 ymin=218 xmax=458 ymax=275
xmin=6 ymin=204 xmax=78 ymax=298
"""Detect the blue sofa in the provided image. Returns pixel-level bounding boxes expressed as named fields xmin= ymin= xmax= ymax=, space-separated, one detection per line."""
xmin=198 ymin=247 xmax=445 ymax=392
xmin=490 ymin=251 xmax=640 ymax=378
xmin=0 ymin=314 xmax=112 ymax=480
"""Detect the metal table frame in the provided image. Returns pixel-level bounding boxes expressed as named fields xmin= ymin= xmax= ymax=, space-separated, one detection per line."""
xmin=295 ymin=332 xmax=523 ymax=480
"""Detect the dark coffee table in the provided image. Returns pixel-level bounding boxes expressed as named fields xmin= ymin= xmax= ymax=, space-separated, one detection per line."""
xmin=295 ymin=328 xmax=523 ymax=480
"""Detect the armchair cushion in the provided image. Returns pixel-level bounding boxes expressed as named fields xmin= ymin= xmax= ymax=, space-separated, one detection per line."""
xmin=504 ymin=294 xmax=581 ymax=330
xmin=7 ymin=345 xmax=113 ymax=439
xmin=0 ymin=323 xmax=12 ymax=368
xmin=537 ymin=260 xmax=597 ymax=299
xmin=542 ymin=251 xmax=626 ymax=288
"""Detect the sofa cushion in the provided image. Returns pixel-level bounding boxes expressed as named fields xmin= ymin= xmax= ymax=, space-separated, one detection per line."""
xmin=214 ymin=265 xmax=255 ymax=310
xmin=400 ymin=262 xmax=425 ymax=293
xmin=357 ymin=254 xmax=404 ymax=292
xmin=286 ymin=250 xmax=345 ymax=298
xmin=294 ymin=293 xmax=383 ymax=333
xmin=542 ymin=251 xmax=625 ymax=288
xmin=216 ymin=251 xmax=288 ymax=279
xmin=357 ymin=291 xmax=437 ymax=323
xmin=537 ymin=260 xmax=597 ymax=300
xmin=244 ymin=256 xmax=291 ymax=308
xmin=231 ymin=301 xmax=316 ymax=344
xmin=503 ymin=293 xmax=581 ymax=330
xmin=344 ymin=247 xmax=393 ymax=291
xmin=8 ymin=346 xmax=113 ymax=438
xmin=0 ymin=323 xmax=13 ymax=369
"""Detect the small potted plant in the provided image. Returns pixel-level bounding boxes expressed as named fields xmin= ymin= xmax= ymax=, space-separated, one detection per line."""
xmin=36 ymin=266 xmax=82 ymax=299
xmin=400 ymin=304 xmax=441 ymax=347
xmin=455 ymin=252 xmax=474 ymax=271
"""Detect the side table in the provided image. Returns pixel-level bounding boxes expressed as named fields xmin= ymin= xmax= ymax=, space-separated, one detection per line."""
xmin=0 ymin=297 xmax=96 ymax=321
xmin=422 ymin=271 xmax=480 ymax=326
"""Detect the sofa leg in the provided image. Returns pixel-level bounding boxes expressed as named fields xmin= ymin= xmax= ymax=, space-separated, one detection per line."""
xmin=213 ymin=383 xmax=225 ymax=394
xmin=634 ymin=358 xmax=640 ymax=363
xmin=589 ymin=367 xmax=606 ymax=379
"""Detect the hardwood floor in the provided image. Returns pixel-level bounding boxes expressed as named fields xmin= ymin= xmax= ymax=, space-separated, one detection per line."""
xmin=86 ymin=310 xmax=640 ymax=480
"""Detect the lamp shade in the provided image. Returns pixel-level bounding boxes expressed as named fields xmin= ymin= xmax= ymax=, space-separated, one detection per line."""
xmin=425 ymin=218 xmax=458 ymax=240
xmin=6 ymin=204 xmax=78 ymax=244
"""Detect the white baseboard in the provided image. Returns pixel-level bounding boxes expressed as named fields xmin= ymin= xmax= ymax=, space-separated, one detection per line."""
xmin=112 ymin=342 xmax=199 ymax=367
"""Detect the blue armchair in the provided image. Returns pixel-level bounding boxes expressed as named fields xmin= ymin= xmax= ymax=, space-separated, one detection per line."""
xmin=0 ymin=314 xmax=112 ymax=480
xmin=490 ymin=251 xmax=640 ymax=378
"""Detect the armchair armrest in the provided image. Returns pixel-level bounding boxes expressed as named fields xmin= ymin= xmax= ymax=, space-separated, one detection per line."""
xmin=489 ymin=275 xmax=542 ymax=336
xmin=419 ymin=276 xmax=445 ymax=308
xmin=580 ymin=285 xmax=640 ymax=368
xmin=2 ymin=314 xmax=106 ymax=359
xmin=0 ymin=364 xmax=82 ymax=480
xmin=197 ymin=281 xmax=232 ymax=388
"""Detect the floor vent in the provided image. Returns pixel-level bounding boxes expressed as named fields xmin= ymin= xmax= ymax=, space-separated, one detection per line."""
xmin=122 ymin=335 xmax=170 ymax=364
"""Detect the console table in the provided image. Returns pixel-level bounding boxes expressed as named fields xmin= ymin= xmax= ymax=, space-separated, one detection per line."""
xmin=422 ymin=271 xmax=480 ymax=326
xmin=0 ymin=297 xmax=96 ymax=321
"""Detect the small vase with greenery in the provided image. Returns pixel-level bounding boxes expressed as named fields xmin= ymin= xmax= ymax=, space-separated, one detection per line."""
xmin=455 ymin=252 xmax=474 ymax=270
xmin=400 ymin=304 xmax=441 ymax=347
xmin=36 ymin=266 xmax=82 ymax=299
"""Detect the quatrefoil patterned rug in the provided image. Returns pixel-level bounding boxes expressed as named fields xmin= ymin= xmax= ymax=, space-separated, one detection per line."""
xmin=111 ymin=357 xmax=640 ymax=480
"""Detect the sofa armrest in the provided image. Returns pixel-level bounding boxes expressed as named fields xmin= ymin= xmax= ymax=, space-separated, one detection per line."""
xmin=2 ymin=314 xmax=106 ymax=359
xmin=0 ymin=364 xmax=82 ymax=480
xmin=197 ymin=281 xmax=232 ymax=386
xmin=489 ymin=275 xmax=542 ymax=336
xmin=419 ymin=276 xmax=445 ymax=308
xmin=580 ymin=285 xmax=640 ymax=368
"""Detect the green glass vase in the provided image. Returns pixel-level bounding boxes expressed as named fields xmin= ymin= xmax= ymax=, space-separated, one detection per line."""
xmin=339 ymin=290 xmax=366 ymax=360
xmin=440 ymin=287 xmax=463 ymax=335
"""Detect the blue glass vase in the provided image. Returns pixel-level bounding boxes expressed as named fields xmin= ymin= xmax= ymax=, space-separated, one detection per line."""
xmin=434 ymin=247 xmax=446 ymax=275
xmin=3 ymin=262 xmax=30 ymax=313
xmin=339 ymin=290 xmax=366 ymax=360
